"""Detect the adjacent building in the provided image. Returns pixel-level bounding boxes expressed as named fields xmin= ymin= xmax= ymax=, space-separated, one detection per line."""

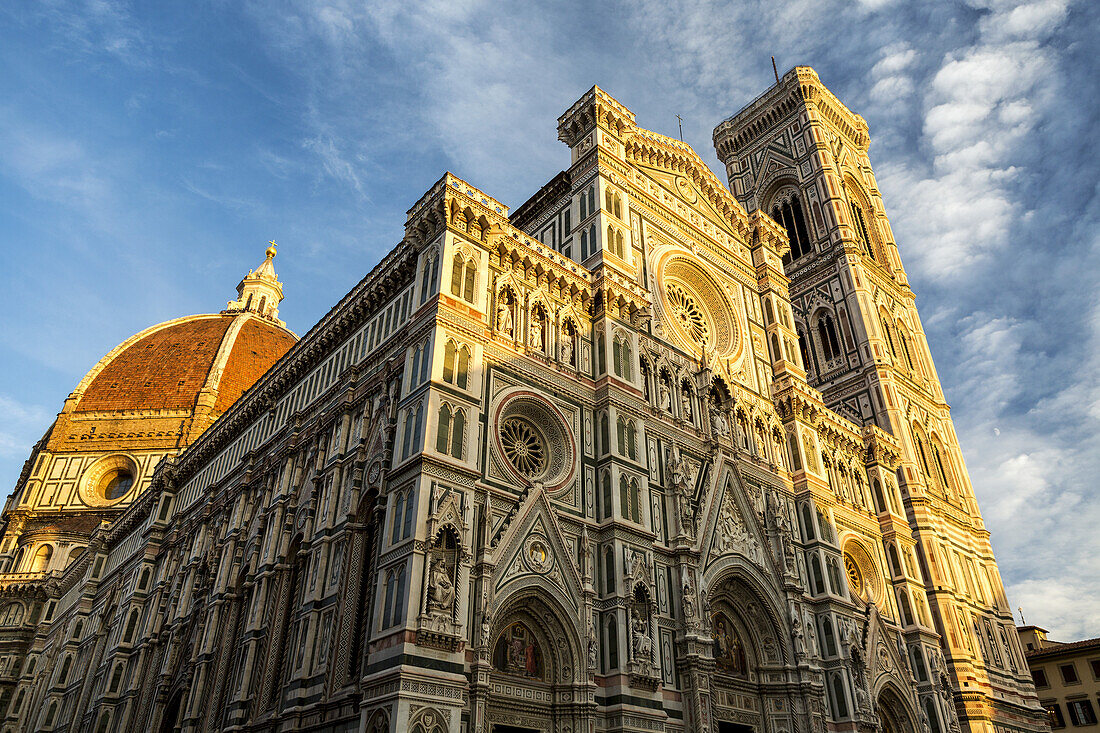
xmin=1019 ymin=626 xmax=1100 ymax=730
xmin=0 ymin=68 xmax=1047 ymax=733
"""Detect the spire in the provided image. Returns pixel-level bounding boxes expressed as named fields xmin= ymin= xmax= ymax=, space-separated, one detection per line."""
xmin=224 ymin=241 xmax=285 ymax=326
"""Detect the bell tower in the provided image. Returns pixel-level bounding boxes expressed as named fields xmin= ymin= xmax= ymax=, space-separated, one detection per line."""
xmin=714 ymin=67 xmax=1047 ymax=733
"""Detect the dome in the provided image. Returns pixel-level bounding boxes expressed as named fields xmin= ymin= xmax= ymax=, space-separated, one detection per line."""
xmin=46 ymin=246 xmax=297 ymax=452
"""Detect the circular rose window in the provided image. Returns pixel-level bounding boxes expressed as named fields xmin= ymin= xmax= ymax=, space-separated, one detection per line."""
xmin=78 ymin=454 xmax=140 ymax=507
xmin=656 ymin=255 xmax=740 ymax=358
xmin=493 ymin=392 xmax=576 ymax=491
xmin=99 ymin=470 xmax=134 ymax=500
xmin=501 ymin=417 xmax=547 ymax=478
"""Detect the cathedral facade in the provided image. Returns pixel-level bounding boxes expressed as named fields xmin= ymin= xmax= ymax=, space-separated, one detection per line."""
xmin=0 ymin=68 xmax=1046 ymax=733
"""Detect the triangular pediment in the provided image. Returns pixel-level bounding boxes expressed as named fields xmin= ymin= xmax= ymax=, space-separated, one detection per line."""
xmin=490 ymin=486 xmax=583 ymax=611
xmin=701 ymin=461 xmax=771 ymax=570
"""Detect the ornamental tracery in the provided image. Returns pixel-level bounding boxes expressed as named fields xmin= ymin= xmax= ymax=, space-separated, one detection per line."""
xmin=653 ymin=253 xmax=742 ymax=359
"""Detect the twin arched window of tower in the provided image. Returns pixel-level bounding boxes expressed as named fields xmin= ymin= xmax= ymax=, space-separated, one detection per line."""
xmin=772 ymin=195 xmax=812 ymax=263
xmin=849 ymin=201 xmax=876 ymax=261
xmin=450 ymin=253 xmax=477 ymax=303
xmin=818 ymin=314 xmax=842 ymax=362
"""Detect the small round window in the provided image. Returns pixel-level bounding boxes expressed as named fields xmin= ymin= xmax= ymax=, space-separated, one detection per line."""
xmin=99 ymin=470 xmax=133 ymax=500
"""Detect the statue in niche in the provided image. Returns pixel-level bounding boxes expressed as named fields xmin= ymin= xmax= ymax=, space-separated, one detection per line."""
xmin=681 ymin=388 xmax=693 ymax=422
xmin=426 ymin=557 xmax=454 ymax=615
xmin=791 ymin=608 xmax=807 ymax=656
xmin=631 ymin=605 xmax=652 ymax=663
xmin=497 ymin=296 xmax=513 ymax=338
xmin=560 ymin=325 xmax=574 ymax=365
xmin=714 ymin=614 xmax=747 ymax=676
xmin=494 ymin=623 xmax=541 ymax=679
xmin=659 ymin=378 xmax=672 ymax=412
xmin=711 ymin=404 xmax=730 ymax=438
xmin=587 ymin=616 xmax=598 ymax=670
xmin=529 ymin=311 xmax=544 ymax=351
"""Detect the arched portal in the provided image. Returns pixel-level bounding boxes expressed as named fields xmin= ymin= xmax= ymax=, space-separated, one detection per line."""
xmin=706 ymin=567 xmax=794 ymax=733
xmin=876 ymin=685 xmax=919 ymax=733
xmin=484 ymin=592 xmax=586 ymax=733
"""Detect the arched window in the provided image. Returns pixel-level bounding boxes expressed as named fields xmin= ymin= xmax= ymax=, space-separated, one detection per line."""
xmin=72 ymin=620 xmax=83 ymax=639
xmin=435 ymin=404 xmax=464 ymax=459
xmin=831 ymin=672 xmax=849 ymax=718
xmin=587 ymin=187 xmax=596 ymax=217
xmin=606 ymin=615 xmax=619 ymax=670
xmin=109 ymin=662 xmax=124 ymax=693
xmin=872 ymin=479 xmax=887 ymax=514
xmin=598 ymin=412 xmax=610 ymax=456
xmin=822 ymin=616 xmax=837 ymax=657
xmin=580 ymin=188 xmax=588 ymax=219
xmin=58 ymin=654 xmax=73 ymax=684
xmin=96 ymin=711 xmax=111 ymax=733
xmin=627 ymin=422 xmax=637 ymax=460
xmin=450 ymin=253 xmax=477 ymax=302
xmin=630 ymin=479 xmax=642 ymax=523
xmin=619 ymin=476 xmax=630 ymax=520
xmin=811 ymin=555 xmax=826 ymax=595
xmin=911 ymin=646 xmax=929 ymax=681
xmin=789 ymin=434 xmax=803 ymax=472
xmin=772 ymin=195 xmax=813 ymax=262
xmin=0 ymin=603 xmax=23 ymax=626
xmin=800 ymin=503 xmax=815 ymax=541
xmin=442 ymin=340 xmax=455 ymax=383
xmin=888 ymin=544 xmax=903 ymax=578
xmin=588 ymin=224 xmax=597 ymax=260
xmin=420 ymin=251 xmax=437 ymax=304
xmin=31 ymin=545 xmax=52 ymax=573
xmin=897 ymin=325 xmax=915 ymax=371
xmin=925 ymin=699 xmax=942 ymax=733
xmin=45 ymin=700 xmax=58 ymax=727
xmin=600 ymin=471 xmax=612 ymax=520
xmin=123 ymin=608 xmax=140 ymax=643
xmin=881 ymin=317 xmax=897 ymax=359
xmin=827 ymin=557 xmax=842 ymax=595
xmin=614 ymin=192 xmax=623 ymax=218
xmin=913 ymin=429 xmax=933 ymax=485
xmin=798 ymin=329 xmax=816 ymax=376
xmin=849 ymin=201 xmax=875 ymax=260
xmin=898 ymin=589 xmax=915 ymax=626
xmin=604 ymin=547 xmax=615 ymax=594
xmin=605 ymin=188 xmax=613 ymax=212
xmin=931 ymin=440 xmax=954 ymax=497
xmin=442 ymin=341 xmax=470 ymax=390
xmin=580 ymin=228 xmax=589 ymax=260
xmin=817 ymin=314 xmax=841 ymax=362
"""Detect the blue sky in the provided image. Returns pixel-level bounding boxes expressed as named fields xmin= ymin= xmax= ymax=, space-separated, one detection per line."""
xmin=1 ymin=0 xmax=1097 ymax=639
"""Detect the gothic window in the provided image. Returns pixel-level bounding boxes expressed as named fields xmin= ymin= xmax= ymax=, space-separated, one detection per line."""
xmin=849 ymin=201 xmax=875 ymax=260
xmin=872 ymin=478 xmax=887 ymax=514
xmin=817 ymin=314 xmax=841 ymax=362
xmin=580 ymin=188 xmax=588 ymax=219
xmin=614 ymin=192 xmax=623 ymax=218
xmin=830 ymin=672 xmax=849 ymax=718
xmin=898 ymin=589 xmax=915 ymax=626
xmin=827 ymin=557 xmax=843 ymax=596
xmin=600 ymin=471 xmax=612 ymax=520
xmin=598 ymin=411 xmax=610 ymax=456
xmin=435 ymin=404 xmax=465 ymax=460
xmin=596 ymin=327 xmax=606 ymax=374
xmin=443 ymin=340 xmax=470 ymax=389
xmin=612 ymin=333 xmax=632 ymax=380
xmin=604 ymin=547 xmax=615 ymax=594
xmin=419 ymin=250 xmax=439 ymax=304
xmin=788 ymin=433 xmax=802 ymax=472
xmin=619 ymin=476 xmax=630 ymax=521
xmin=580 ymin=228 xmax=589 ymax=260
xmin=391 ymin=489 xmax=415 ymax=544
xmin=588 ymin=223 xmax=597 ymax=259
xmin=0 ymin=603 xmax=23 ymax=627
xmin=881 ymin=317 xmax=897 ymax=360
xmin=913 ymin=429 xmax=934 ymax=486
xmin=606 ymin=615 xmax=619 ymax=670
xmin=888 ymin=544 xmax=903 ymax=578
xmin=123 ymin=608 xmax=140 ymax=643
xmin=381 ymin=564 xmax=406 ymax=629
xmin=800 ymin=503 xmax=815 ymax=541
xmin=450 ymin=252 xmax=477 ymax=303
xmin=772 ymin=194 xmax=813 ymax=262
xmin=798 ymin=328 xmax=816 ymax=376
xmin=925 ymin=699 xmax=943 ymax=733
xmin=109 ymin=662 xmax=124 ymax=693
xmin=821 ymin=616 xmax=837 ymax=657
xmin=587 ymin=186 xmax=596 ymax=217
xmin=811 ymin=554 xmax=826 ymax=595
xmin=630 ymin=479 xmax=641 ymax=523
xmin=897 ymin=324 xmax=915 ymax=371
xmin=931 ymin=440 xmax=955 ymax=497
xmin=605 ymin=187 xmax=613 ymax=213
xmin=401 ymin=402 xmax=424 ymax=461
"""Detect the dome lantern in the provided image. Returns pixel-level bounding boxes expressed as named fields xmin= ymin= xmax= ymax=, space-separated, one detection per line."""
xmin=225 ymin=240 xmax=285 ymax=326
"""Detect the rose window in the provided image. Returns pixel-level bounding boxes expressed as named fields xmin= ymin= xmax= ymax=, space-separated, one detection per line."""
xmin=500 ymin=417 xmax=547 ymax=478
xmin=666 ymin=282 xmax=710 ymax=346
